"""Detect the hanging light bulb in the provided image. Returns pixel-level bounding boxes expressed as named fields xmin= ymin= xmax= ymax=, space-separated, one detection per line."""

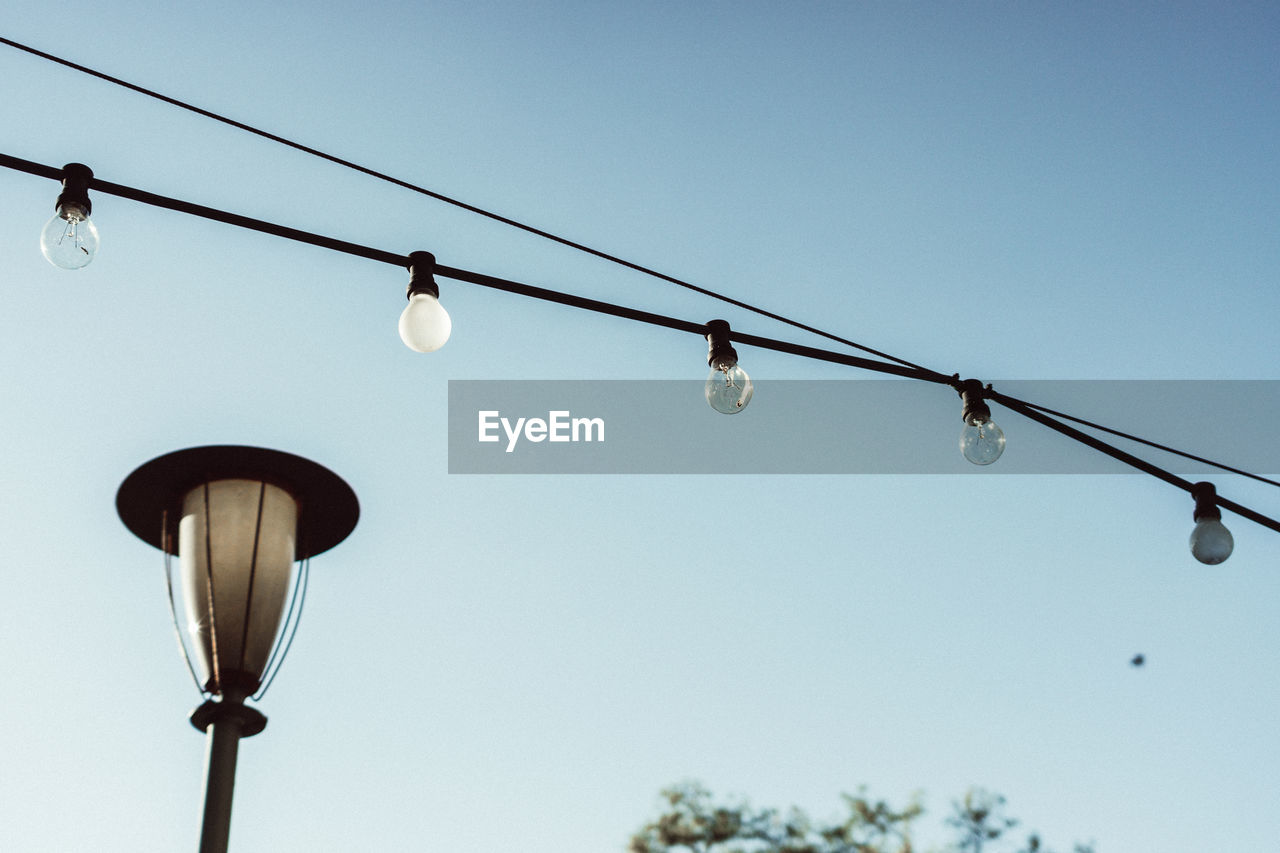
xmin=398 ymin=250 xmax=452 ymax=352
xmin=40 ymin=163 xmax=99 ymax=270
xmin=1189 ymin=481 xmax=1233 ymax=564
xmin=957 ymin=378 xmax=1005 ymax=465
xmin=703 ymin=319 xmax=753 ymax=414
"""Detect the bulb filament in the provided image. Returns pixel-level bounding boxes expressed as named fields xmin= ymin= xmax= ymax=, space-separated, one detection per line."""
xmin=57 ymin=212 xmax=89 ymax=254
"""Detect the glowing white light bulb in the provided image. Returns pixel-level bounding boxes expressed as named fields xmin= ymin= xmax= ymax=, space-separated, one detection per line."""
xmin=398 ymin=292 xmax=452 ymax=352
xmin=705 ymin=361 xmax=753 ymax=414
xmin=41 ymin=202 xmax=99 ymax=270
xmin=1189 ymin=518 xmax=1234 ymax=565
xmin=960 ymin=415 xmax=1005 ymax=465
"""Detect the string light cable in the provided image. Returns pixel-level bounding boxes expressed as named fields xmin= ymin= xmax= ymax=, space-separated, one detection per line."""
xmin=2 ymin=153 xmax=1277 ymax=559
xmin=1003 ymin=394 xmax=1280 ymax=490
xmin=0 ymin=35 xmax=933 ymax=374
xmin=2 ymin=39 xmax=1264 ymax=492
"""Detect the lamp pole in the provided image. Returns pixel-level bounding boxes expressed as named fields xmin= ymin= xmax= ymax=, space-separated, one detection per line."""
xmin=191 ymin=688 xmax=267 ymax=853
xmin=117 ymin=445 xmax=359 ymax=853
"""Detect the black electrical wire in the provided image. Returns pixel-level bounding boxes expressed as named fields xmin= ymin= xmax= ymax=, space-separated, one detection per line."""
xmin=2 ymin=152 xmax=1276 ymax=535
xmin=1004 ymin=394 xmax=1280 ymax=489
xmin=9 ymin=41 xmax=1271 ymax=501
xmin=990 ymin=392 xmax=1280 ymax=534
xmin=0 ymin=152 xmax=946 ymax=382
xmin=0 ymin=34 xmax=937 ymax=376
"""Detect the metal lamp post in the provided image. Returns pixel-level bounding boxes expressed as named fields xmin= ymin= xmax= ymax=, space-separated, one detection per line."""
xmin=117 ymin=446 xmax=359 ymax=853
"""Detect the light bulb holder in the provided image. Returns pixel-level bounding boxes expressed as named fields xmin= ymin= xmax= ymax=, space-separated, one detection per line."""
xmin=55 ymin=162 xmax=94 ymax=217
xmin=406 ymin=250 xmax=439 ymax=300
xmin=1191 ymin=481 xmax=1222 ymax=523
xmin=705 ymin=319 xmax=739 ymax=370
xmin=957 ymin=378 xmax=992 ymax=425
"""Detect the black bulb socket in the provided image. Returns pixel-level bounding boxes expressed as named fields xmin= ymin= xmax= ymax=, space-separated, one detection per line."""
xmin=705 ymin=319 xmax=739 ymax=370
xmin=958 ymin=378 xmax=992 ymax=425
xmin=1191 ymin=481 xmax=1222 ymax=523
xmin=55 ymin=162 xmax=94 ymax=217
xmin=406 ymin=250 xmax=439 ymax=300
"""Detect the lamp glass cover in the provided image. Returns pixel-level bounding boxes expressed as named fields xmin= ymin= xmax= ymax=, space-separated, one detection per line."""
xmin=179 ymin=479 xmax=298 ymax=690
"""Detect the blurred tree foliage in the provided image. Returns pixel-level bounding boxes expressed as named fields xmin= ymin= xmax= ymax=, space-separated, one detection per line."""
xmin=629 ymin=783 xmax=1095 ymax=853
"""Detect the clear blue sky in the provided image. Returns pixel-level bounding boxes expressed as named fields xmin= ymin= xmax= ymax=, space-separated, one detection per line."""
xmin=1 ymin=3 xmax=1278 ymax=851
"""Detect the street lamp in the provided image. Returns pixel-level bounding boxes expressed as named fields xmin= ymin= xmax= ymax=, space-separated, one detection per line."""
xmin=117 ymin=445 xmax=359 ymax=853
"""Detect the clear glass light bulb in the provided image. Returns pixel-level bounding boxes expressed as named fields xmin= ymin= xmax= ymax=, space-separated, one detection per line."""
xmin=1189 ymin=518 xmax=1233 ymax=565
xmin=705 ymin=362 xmax=753 ymax=414
xmin=398 ymin=292 xmax=452 ymax=352
xmin=40 ymin=202 xmax=99 ymax=269
xmin=960 ymin=416 xmax=1006 ymax=465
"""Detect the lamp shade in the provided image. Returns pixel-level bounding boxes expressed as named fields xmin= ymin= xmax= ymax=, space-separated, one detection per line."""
xmin=117 ymin=446 xmax=359 ymax=695
xmin=179 ymin=479 xmax=298 ymax=691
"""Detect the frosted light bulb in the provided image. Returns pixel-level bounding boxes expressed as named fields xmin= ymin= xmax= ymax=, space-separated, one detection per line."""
xmin=705 ymin=362 xmax=753 ymax=414
xmin=398 ymin=292 xmax=452 ymax=352
xmin=41 ymin=202 xmax=99 ymax=269
xmin=1189 ymin=518 xmax=1233 ymax=565
xmin=1188 ymin=482 xmax=1233 ymax=565
xmin=960 ymin=415 xmax=1005 ymax=465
